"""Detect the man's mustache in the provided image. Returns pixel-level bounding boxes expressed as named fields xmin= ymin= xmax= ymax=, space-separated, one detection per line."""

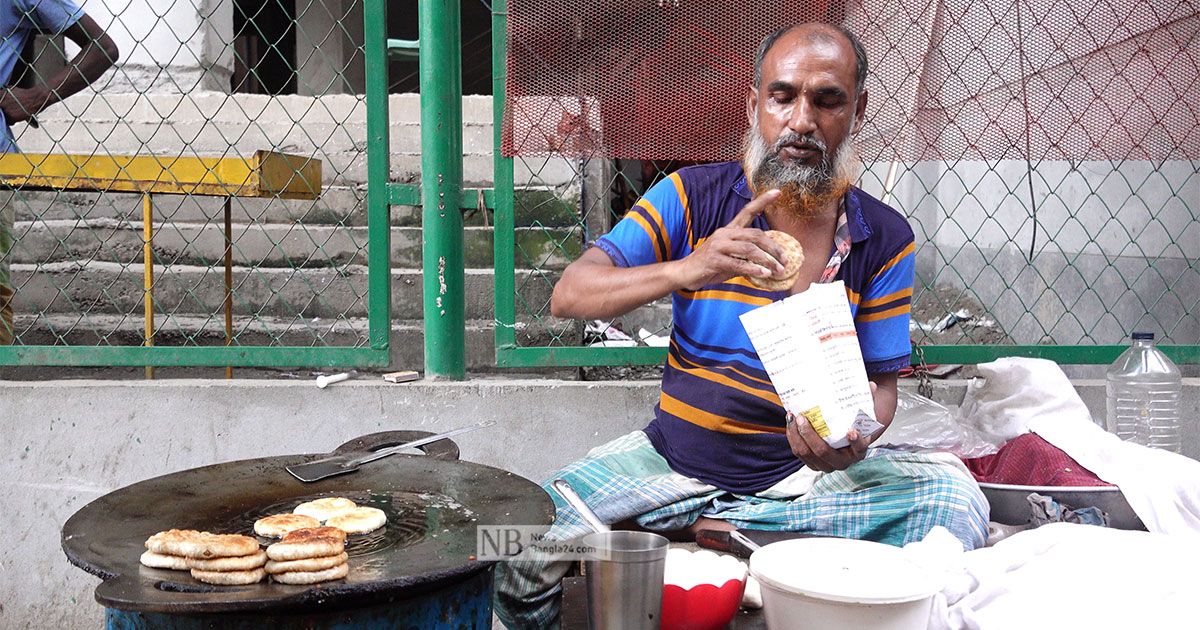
xmin=773 ymin=132 xmax=827 ymax=157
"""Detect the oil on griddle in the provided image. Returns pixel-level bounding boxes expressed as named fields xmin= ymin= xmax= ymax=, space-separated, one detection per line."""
xmin=210 ymin=490 xmax=479 ymax=580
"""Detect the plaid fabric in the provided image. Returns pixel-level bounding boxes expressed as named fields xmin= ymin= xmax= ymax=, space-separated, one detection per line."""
xmin=494 ymin=431 xmax=989 ymax=629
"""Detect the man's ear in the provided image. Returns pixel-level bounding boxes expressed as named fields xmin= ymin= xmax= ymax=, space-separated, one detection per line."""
xmin=851 ymin=89 xmax=869 ymax=134
xmin=746 ymin=87 xmax=758 ymax=126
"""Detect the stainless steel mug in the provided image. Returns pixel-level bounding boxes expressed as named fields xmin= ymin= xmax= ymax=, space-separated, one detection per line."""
xmin=581 ymin=530 xmax=670 ymax=630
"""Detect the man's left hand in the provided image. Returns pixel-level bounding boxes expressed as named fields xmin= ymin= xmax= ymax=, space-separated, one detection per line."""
xmin=785 ymin=412 xmax=871 ymax=472
xmin=0 ymin=86 xmax=48 ymax=124
xmin=785 ymin=381 xmax=881 ymax=473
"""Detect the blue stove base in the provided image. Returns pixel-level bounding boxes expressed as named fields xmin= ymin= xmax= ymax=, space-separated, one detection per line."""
xmin=105 ymin=568 xmax=493 ymax=630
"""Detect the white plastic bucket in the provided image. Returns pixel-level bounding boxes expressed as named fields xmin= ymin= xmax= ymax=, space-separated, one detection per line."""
xmin=748 ymin=538 xmax=939 ymax=630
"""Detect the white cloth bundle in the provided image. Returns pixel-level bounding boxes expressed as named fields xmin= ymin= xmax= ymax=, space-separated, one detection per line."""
xmin=959 ymin=357 xmax=1200 ymax=536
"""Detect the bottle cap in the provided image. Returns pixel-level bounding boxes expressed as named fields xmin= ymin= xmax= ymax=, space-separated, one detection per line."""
xmin=1131 ymin=331 xmax=1155 ymax=341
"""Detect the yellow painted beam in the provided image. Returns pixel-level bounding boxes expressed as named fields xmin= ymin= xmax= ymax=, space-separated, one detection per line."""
xmin=0 ymin=150 xmax=322 ymax=199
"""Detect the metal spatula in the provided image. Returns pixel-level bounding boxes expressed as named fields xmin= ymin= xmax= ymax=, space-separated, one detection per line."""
xmin=286 ymin=420 xmax=496 ymax=482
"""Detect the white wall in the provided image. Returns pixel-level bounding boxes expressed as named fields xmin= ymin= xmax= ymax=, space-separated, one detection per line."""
xmin=875 ymin=159 xmax=1200 ymax=345
xmin=86 ymin=0 xmax=233 ymax=92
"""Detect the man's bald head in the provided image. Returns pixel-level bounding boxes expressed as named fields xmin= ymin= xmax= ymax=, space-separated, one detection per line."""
xmin=753 ymin=23 xmax=868 ymax=95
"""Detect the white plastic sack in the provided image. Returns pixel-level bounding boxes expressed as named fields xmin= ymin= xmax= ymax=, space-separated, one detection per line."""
xmin=958 ymin=357 xmax=1094 ymax=442
xmin=875 ymin=389 xmax=1001 ymax=459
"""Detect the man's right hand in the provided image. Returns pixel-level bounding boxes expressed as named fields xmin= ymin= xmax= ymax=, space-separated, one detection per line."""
xmin=671 ymin=189 xmax=788 ymax=290
xmin=550 ymin=188 xmax=787 ymax=320
xmin=0 ymin=86 xmax=48 ymax=124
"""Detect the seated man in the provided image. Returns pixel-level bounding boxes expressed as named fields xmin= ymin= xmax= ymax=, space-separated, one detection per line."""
xmin=495 ymin=22 xmax=988 ymax=629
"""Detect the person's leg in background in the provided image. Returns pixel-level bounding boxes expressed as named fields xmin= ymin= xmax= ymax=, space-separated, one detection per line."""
xmin=0 ymin=190 xmax=15 ymax=345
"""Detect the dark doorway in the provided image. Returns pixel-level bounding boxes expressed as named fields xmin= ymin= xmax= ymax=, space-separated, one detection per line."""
xmin=386 ymin=0 xmax=493 ymax=94
xmin=233 ymin=0 xmax=298 ymax=94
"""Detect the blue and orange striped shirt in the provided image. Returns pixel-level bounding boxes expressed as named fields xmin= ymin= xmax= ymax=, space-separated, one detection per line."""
xmin=594 ymin=162 xmax=915 ymax=494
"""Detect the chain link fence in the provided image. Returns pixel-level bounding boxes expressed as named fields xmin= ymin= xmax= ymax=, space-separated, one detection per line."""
xmin=494 ymin=0 xmax=1199 ymax=367
xmin=0 ymin=0 xmax=1192 ymax=372
xmin=0 ymin=0 xmax=395 ymax=368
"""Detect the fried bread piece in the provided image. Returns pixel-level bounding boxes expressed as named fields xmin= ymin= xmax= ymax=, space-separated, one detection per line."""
xmin=266 ymin=532 xmax=344 ymax=561
xmin=270 ymin=562 xmax=349 ymax=585
xmin=746 ymin=230 xmax=805 ymax=292
xmin=186 ymin=550 xmax=267 ymax=571
xmin=190 ymin=567 xmax=267 ymax=585
xmin=282 ymin=526 xmax=347 ymax=543
xmin=326 ymin=507 xmax=387 ymax=535
xmin=264 ymin=552 xmax=348 ymax=574
xmin=139 ymin=550 xmax=189 ymax=570
xmin=146 ymin=530 xmax=260 ymax=559
xmin=293 ymin=497 xmax=357 ymax=522
xmin=254 ymin=514 xmax=321 ymax=538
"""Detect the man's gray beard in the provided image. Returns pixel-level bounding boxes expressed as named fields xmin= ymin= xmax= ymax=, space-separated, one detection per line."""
xmin=741 ymin=121 xmax=859 ymax=207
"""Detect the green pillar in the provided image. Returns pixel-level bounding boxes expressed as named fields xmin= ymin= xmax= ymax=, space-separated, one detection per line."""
xmin=419 ymin=0 xmax=465 ymax=379
xmin=364 ymin=0 xmax=392 ymax=359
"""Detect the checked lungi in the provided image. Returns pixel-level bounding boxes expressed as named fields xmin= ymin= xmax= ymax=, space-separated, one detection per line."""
xmin=494 ymin=430 xmax=988 ymax=629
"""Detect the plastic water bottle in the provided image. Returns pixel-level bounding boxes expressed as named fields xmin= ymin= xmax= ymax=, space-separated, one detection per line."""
xmin=1105 ymin=332 xmax=1182 ymax=453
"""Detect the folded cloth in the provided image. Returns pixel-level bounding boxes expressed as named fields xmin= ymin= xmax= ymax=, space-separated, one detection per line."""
xmin=963 ymin=433 xmax=1112 ymax=486
xmin=908 ymin=523 xmax=1200 ymax=630
xmin=1026 ymin=493 xmax=1108 ymax=527
xmin=961 ymin=357 xmax=1200 ymax=537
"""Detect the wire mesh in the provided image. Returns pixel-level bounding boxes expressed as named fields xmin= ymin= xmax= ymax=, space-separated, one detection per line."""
xmin=0 ymin=0 xmax=388 ymax=366
xmin=497 ymin=0 xmax=1199 ymax=361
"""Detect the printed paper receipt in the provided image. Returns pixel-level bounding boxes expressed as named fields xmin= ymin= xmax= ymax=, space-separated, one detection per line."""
xmin=739 ymin=281 xmax=884 ymax=448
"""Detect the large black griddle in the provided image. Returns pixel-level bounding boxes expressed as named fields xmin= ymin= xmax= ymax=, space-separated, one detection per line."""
xmin=61 ymin=431 xmax=555 ymax=614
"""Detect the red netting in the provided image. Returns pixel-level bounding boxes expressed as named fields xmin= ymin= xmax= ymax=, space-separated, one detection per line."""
xmin=502 ymin=0 xmax=1200 ymax=162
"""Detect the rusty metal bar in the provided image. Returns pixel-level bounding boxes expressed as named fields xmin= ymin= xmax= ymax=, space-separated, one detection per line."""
xmin=142 ymin=193 xmax=154 ymax=380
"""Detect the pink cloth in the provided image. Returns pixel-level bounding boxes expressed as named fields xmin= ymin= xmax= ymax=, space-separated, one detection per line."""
xmin=963 ymin=433 xmax=1112 ymax=487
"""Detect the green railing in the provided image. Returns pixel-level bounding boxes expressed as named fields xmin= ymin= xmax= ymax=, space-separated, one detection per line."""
xmin=487 ymin=1 xmax=1199 ymax=369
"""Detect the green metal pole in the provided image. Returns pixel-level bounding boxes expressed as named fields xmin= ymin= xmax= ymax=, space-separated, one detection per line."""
xmin=491 ymin=4 xmax=517 ymax=361
xmin=364 ymin=0 xmax=391 ymax=360
xmin=419 ymin=0 xmax=465 ymax=378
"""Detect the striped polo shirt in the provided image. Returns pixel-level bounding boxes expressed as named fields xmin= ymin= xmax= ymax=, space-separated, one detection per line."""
xmin=593 ymin=161 xmax=916 ymax=494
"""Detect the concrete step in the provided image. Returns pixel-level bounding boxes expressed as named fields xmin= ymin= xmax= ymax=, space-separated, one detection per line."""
xmin=10 ymin=221 xmax=583 ymax=270
xmin=10 ymin=313 xmax=582 ymax=371
xmin=12 ymin=187 xmax=370 ymax=226
xmin=10 ymin=262 xmax=557 ymax=320
xmin=23 ymin=93 xmax=582 ymax=189
xmin=11 ymin=185 xmax=583 ymax=228
xmin=392 ymin=186 xmax=584 ymax=229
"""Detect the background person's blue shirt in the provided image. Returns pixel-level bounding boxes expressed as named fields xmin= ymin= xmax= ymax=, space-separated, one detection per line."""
xmin=0 ymin=0 xmax=83 ymax=152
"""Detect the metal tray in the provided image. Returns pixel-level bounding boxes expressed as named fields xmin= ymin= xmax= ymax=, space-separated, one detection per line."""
xmin=979 ymin=483 xmax=1146 ymax=531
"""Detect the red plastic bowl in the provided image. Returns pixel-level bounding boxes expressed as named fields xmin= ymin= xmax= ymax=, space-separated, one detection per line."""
xmin=661 ymin=577 xmax=748 ymax=630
